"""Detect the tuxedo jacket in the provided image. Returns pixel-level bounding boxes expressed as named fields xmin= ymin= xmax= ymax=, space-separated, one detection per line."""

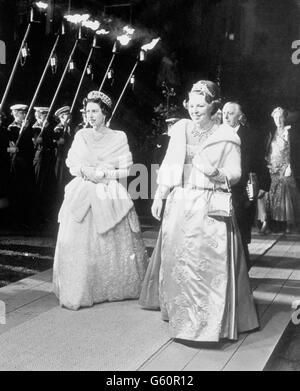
xmin=231 ymin=124 xmax=271 ymax=244
xmin=232 ymin=124 xmax=271 ymax=204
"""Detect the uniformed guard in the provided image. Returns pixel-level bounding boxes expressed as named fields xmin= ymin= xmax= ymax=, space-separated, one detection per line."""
xmin=7 ymin=104 xmax=36 ymax=228
xmin=7 ymin=104 xmax=28 ymax=144
xmin=53 ymin=106 xmax=72 ymax=196
xmin=32 ymin=106 xmax=57 ymax=225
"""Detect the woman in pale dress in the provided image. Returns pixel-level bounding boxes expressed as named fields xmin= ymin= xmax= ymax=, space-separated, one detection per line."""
xmin=139 ymin=80 xmax=258 ymax=342
xmin=53 ymin=91 xmax=148 ymax=310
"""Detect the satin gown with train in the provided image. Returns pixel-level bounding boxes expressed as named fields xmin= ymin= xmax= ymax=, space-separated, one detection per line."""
xmin=139 ymin=120 xmax=259 ymax=342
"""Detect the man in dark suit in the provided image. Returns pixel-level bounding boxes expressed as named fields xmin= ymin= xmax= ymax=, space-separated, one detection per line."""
xmin=222 ymin=102 xmax=271 ymax=269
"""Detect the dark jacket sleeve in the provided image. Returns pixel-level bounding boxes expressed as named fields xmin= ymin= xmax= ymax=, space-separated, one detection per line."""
xmin=235 ymin=125 xmax=271 ymax=193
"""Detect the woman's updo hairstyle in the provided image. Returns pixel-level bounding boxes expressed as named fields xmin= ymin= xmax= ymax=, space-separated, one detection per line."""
xmin=271 ymin=106 xmax=288 ymax=120
xmin=183 ymin=80 xmax=222 ymax=115
xmin=83 ymin=90 xmax=113 ymax=120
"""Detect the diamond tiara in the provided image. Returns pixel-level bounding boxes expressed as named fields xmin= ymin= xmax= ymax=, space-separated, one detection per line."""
xmin=86 ymin=91 xmax=112 ymax=108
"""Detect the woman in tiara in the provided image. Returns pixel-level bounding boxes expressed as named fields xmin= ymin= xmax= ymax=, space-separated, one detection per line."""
xmin=139 ymin=80 xmax=258 ymax=342
xmin=53 ymin=91 xmax=148 ymax=310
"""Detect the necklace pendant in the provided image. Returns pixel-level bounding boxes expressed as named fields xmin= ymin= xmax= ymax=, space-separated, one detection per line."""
xmin=192 ymin=124 xmax=215 ymax=144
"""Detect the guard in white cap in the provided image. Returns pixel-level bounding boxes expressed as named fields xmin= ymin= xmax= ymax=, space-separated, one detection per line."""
xmin=53 ymin=106 xmax=72 ymax=192
xmin=7 ymin=103 xmax=29 ymax=149
xmin=53 ymin=106 xmax=71 ymax=143
xmin=32 ymin=107 xmax=49 ymax=135
xmin=54 ymin=106 xmax=70 ymax=119
xmin=8 ymin=104 xmax=28 ymax=136
xmin=10 ymin=104 xmax=28 ymax=111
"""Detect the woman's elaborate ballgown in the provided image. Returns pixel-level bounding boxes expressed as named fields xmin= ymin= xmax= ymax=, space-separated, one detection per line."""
xmin=139 ymin=119 xmax=259 ymax=342
xmin=53 ymin=128 xmax=148 ymax=310
xmin=266 ymin=127 xmax=300 ymax=223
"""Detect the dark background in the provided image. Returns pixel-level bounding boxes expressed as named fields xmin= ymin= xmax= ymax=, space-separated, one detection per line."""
xmin=1 ymin=0 xmax=300 ymax=212
xmin=1 ymin=0 xmax=300 ymax=126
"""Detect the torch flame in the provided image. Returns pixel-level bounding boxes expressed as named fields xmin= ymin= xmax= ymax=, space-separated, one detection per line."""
xmin=82 ymin=20 xmax=100 ymax=31
xmin=81 ymin=14 xmax=90 ymax=23
xmin=35 ymin=1 xmax=48 ymax=10
xmin=64 ymin=13 xmax=90 ymax=25
xmin=72 ymin=14 xmax=82 ymax=24
xmin=141 ymin=38 xmax=160 ymax=52
xmin=117 ymin=34 xmax=131 ymax=46
xmin=96 ymin=29 xmax=109 ymax=35
xmin=123 ymin=26 xmax=135 ymax=35
xmin=116 ymin=24 xmax=135 ymax=46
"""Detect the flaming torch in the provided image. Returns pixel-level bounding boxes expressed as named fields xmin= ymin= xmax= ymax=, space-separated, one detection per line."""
xmin=98 ymin=25 xmax=135 ymax=92
xmin=64 ymin=13 xmax=90 ymax=41
xmin=0 ymin=2 xmax=48 ymax=113
xmin=35 ymin=1 xmax=48 ymax=11
xmin=34 ymin=13 xmax=88 ymax=140
xmin=108 ymin=37 xmax=160 ymax=126
xmin=14 ymin=27 xmax=64 ymax=149
xmin=70 ymin=19 xmax=101 ymax=114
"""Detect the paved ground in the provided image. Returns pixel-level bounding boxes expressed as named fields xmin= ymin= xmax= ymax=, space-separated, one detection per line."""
xmin=0 ymin=226 xmax=299 ymax=371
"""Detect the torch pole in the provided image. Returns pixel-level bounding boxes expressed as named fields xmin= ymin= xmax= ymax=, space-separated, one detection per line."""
xmin=15 ymin=33 xmax=61 ymax=147
xmin=98 ymin=53 xmax=116 ymax=92
xmin=70 ymin=37 xmax=97 ymax=114
xmin=38 ymin=38 xmax=80 ymax=137
xmin=0 ymin=23 xmax=32 ymax=113
xmin=108 ymin=59 xmax=139 ymax=126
